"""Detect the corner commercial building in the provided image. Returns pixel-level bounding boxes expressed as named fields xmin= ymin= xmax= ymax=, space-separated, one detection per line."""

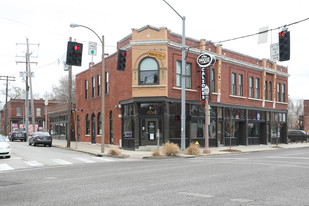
xmin=75 ymin=25 xmax=289 ymax=150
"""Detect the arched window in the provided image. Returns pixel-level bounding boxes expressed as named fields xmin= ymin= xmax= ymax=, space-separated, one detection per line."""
xmin=86 ymin=114 xmax=90 ymax=135
xmin=97 ymin=112 xmax=101 ymax=135
xmin=139 ymin=57 xmax=159 ymax=85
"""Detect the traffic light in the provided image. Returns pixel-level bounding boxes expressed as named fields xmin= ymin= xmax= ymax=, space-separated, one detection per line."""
xmin=175 ymin=114 xmax=180 ymax=121
xmin=117 ymin=49 xmax=127 ymax=71
xmin=279 ymin=30 xmax=290 ymax=61
xmin=66 ymin=41 xmax=83 ymax=66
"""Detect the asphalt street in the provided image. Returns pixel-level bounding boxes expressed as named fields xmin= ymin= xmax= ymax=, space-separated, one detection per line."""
xmin=1 ymin=144 xmax=309 ymax=206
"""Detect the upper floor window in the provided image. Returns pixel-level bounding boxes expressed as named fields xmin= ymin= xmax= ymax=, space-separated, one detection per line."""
xmin=176 ymin=60 xmax=192 ymax=89
xmin=269 ymin=81 xmax=272 ymax=101
xmin=282 ymin=84 xmax=286 ymax=102
xmin=277 ymin=83 xmax=281 ymax=102
xmin=139 ymin=57 xmax=159 ymax=85
xmin=105 ymin=71 xmax=109 ymax=94
xmin=36 ymin=108 xmax=41 ymax=117
xmin=92 ymin=76 xmax=95 ymax=98
xmin=211 ymin=68 xmax=215 ymax=93
xmin=249 ymin=77 xmax=254 ymax=98
xmin=97 ymin=74 xmax=100 ymax=97
xmin=16 ymin=107 xmax=22 ymax=116
xmin=85 ymin=80 xmax=88 ymax=100
xmin=231 ymin=73 xmax=236 ymax=95
xmin=265 ymin=81 xmax=268 ymax=100
xmin=238 ymin=74 xmax=243 ymax=96
xmin=255 ymin=78 xmax=260 ymax=99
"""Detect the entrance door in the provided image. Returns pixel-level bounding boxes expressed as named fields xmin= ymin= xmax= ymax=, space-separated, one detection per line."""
xmin=145 ymin=119 xmax=159 ymax=145
xmin=91 ymin=114 xmax=96 ymax=144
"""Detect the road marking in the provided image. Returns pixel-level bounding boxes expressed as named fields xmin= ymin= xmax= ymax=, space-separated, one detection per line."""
xmin=0 ymin=164 xmax=14 ymax=171
xmin=178 ymin=192 xmax=214 ymax=199
xmin=51 ymin=159 xmax=72 ymax=165
xmin=25 ymin=161 xmax=44 ymax=167
xmin=230 ymin=198 xmax=253 ymax=203
xmin=74 ymin=157 xmax=95 ymax=163
xmin=92 ymin=157 xmax=115 ymax=162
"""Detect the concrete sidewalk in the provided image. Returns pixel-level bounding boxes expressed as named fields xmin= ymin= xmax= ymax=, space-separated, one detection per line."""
xmin=52 ymin=139 xmax=309 ymax=159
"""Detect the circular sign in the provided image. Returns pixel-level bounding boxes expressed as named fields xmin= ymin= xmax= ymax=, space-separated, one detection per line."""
xmin=197 ymin=53 xmax=216 ymax=67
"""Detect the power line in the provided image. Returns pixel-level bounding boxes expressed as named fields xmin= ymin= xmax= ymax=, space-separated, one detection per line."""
xmin=214 ymin=17 xmax=309 ymax=44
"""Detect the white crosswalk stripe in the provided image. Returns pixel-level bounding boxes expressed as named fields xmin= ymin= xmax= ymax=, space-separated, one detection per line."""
xmin=92 ymin=156 xmax=115 ymax=162
xmin=0 ymin=164 xmax=14 ymax=171
xmin=51 ymin=159 xmax=72 ymax=165
xmin=25 ymin=161 xmax=44 ymax=167
xmin=74 ymin=157 xmax=95 ymax=163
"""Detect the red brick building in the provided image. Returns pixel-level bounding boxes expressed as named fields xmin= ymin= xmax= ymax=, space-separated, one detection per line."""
xmin=2 ymin=98 xmax=58 ymax=135
xmin=75 ymin=25 xmax=289 ymax=149
xmin=304 ymin=100 xmax=309 ymax=133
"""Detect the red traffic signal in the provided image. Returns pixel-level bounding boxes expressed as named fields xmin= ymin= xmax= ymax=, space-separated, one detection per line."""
xmin=117 ymin=49 xmax=127 ymax=71
xmin=66 ymin=41 xmax=83 ymax=66
xmin=279 ymin=30 xmax=290 ymax=62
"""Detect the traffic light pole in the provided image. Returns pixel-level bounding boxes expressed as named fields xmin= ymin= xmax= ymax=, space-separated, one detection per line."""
xmin=67 ymin=36 xmax=72 ymax=148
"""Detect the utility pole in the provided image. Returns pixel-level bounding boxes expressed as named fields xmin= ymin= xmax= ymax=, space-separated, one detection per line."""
xmin=16 ymin=38 xmax=38 ymax=138
xmin=67 ymin=37 xmax=72 ymax=148
xmin=0 ymin=76 xmax=15 ymax=136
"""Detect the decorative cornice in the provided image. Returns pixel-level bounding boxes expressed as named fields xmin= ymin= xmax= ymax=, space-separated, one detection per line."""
xmin=128 ymin=39 xmax=290 ymax=78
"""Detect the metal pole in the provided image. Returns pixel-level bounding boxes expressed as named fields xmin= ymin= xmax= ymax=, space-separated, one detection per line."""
xmin=101 ymin=35 xmax=105 ymax=153
xmin=203 ymin=89 xmax=210 ymax=154
xmin=25 ymin=38 xmax=30 ymax=140
xmin=67 ymin=37 xmax=72 ymax=148
xmin=180 ymin=16 xmax=186 ymax=151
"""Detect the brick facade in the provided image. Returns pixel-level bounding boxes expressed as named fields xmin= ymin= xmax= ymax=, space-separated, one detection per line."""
xmin=75 ymin=25 xmax=289 ymax=149
xmin=304 ymin=100 xmax=309 ymax=132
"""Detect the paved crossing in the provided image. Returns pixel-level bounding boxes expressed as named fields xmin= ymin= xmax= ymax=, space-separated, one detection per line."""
xmin=0 ymin=155 xmax=138 ymax=173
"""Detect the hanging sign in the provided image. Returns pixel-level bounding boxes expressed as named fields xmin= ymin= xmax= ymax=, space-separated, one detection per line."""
xmin=197 ymin=53 xmax=215 ymax=68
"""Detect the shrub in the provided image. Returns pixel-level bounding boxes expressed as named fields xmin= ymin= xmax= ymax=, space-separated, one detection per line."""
xmin=185 ymin=143 xmax=201 ymax=155
xmin=162 ymin=142 xmax=180 ymax=156
xmin=108 ymin=147 xmax=122 ymax=156
xmin=152 ymin=149 xmax=162 ymax=156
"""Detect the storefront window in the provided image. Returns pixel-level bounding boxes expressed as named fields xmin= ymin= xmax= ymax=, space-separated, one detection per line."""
xmin=140 ymin=103 xmax=164 ymax=115
xmin=190 ymin=119 xmax=204 ymax=139
xmin=190 ymin=105 xmax=199 ymax=116
xmin=248 ymin=123 xmax=259 ymax=137
xmin=218 ymin=107 xmax=223 ymax=119
xmin=123 ymin=104 xmax=134 ymax=117
xmin=123 ymin=119 xmax=134 ymax=138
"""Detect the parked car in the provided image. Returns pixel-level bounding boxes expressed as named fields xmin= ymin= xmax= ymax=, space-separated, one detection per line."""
xmin=0 ymin=135 xmax=11 ymax=158
xmin=28 ymin=132 xmax=52 ymax=147
xmin=9 ymin=129 xmax=27 ymax=142
xmin=288 ymin=130 xmax=309 ymax=143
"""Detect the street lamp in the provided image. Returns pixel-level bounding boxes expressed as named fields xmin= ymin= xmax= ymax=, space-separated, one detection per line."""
xmin=70 ymin=23 xmax=106 ymax=153
xmin=163 ymin=0 xmax=187 ymax=151
xmin=203 ymin=85 xmax=210 ymax=154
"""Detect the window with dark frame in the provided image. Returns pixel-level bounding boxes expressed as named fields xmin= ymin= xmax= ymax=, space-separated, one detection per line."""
xmin=97 ymin=74 xmax=100 ymax=97
xmin=86 ymin=114 xmax=90 ymax=135
xmin=105 ymin=71 xmax=109 ymax=94
xmin=176 ymin=60 xmax=192 ymax=89
xmin=265 ymin=80 xmax=268 ymax=100
xmin=92 ymin=76 xmax=95 ymax=98
xmin=238 ymin=74 xmax=243 ymax=96
xmin=277 ymin=82 xmax=281 ymax=102
xmin=255 ymin=78 xmax=260 ymax=99
xmin=282 ymin=84 xmax=286 ymax=102
xmin=211 ymin=68 xmax=215 ymax=93
xmin=249 ymin=76 xmax=254 ymax=98
xmin=232 ymin=73 xmax=236 ymax=95
xmin=269 ymin=81 xmax=272 ymax=101
xmin=85 ymin=80 xmax=88 ymax=100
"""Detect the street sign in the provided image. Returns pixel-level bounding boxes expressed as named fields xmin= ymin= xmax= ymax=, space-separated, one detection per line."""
xmin=197 ymin=53 xmax=215 ymax=68
xmin=88 ymin=41 xmax=97 ymax=56
xmin=148 ymin=51 xmax=166 ymax=59
xmin=270 ymin=43 xmax=279 ymax=61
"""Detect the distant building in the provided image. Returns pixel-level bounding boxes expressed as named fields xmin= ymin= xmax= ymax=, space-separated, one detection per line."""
xmin=304 ymin=100 xmax=309 ymax=133
xmin=75 ymin=25 xmax=289 ymax=150
xmin=1 ymin=98 xmax=58 ymax=135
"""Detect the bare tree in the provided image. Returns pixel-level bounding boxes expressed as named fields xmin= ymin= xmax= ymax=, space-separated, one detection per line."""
xmin=51 ymin=75 xmax=75 ymax=103
xmin=288 ymin=97 xmax=304 ymax=130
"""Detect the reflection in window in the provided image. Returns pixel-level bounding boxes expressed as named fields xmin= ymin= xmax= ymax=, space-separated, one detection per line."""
xmin=123 ymin=119 xmax=134 ymax=138
xmin=139 ymin=58 xmax=159 ymax=85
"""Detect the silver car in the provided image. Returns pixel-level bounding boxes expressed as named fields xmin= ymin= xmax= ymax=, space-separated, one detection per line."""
xmin=29 ymin=132 xmax=52 ymax=147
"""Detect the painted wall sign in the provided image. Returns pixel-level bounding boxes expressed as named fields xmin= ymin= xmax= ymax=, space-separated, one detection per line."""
xmin=148 ymin=51 xmax=166 ymax=59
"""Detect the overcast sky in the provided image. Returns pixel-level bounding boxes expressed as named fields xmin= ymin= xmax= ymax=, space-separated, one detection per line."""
xmin=1 ymin=0 xmax=309 ymax=106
